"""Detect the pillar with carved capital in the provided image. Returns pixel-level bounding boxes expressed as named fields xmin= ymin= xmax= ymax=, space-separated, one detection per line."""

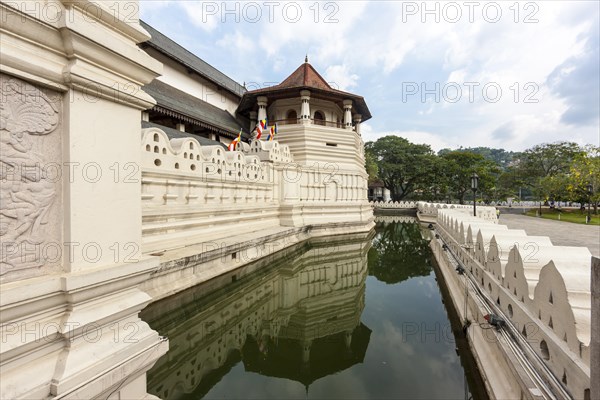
xmin=257 ymin=96 xmax=268 ymax=121
xmin=300 ymin=90 xmax=311 ymax=124
xmin=353 ymin=114 xmax=362 ymax=135
xmin=343 ymin=99 xmax=353 ymax=130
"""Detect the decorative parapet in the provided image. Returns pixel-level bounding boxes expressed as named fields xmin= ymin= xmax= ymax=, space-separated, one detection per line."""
xmin=141 ymin=127 xmax=268 ymax=183
xmin=244 ymin=139 xmax=294 ymax=163
xmin=478 ymin=200 xmax=585 ymax=208
xmin=139 ymin=127 xmax=373 ymax=254
xmin=435 ymin=206 xmax=591 ymax=398
xmin=140 ymin=127 xmax=280 ymax=253
xmin=418 ymin=201 xmax=498 ymax=222
xmin=374 ymin=215 xmax=417 ymax=224
xmin=371 ymin=201 xmax=417 ymax=209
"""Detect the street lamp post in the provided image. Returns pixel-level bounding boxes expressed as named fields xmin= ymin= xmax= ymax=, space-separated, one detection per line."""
xmin=471 ymin=173 xmax=479 ymax=217
xmin=587 ymin=183 xmax=593 ymax=224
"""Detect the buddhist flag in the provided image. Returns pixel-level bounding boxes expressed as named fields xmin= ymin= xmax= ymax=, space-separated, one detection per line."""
xmin=228 ymin=129 xmax=242 ymax=151
xmin=255 ymin=119 xmax=267 ymax=140
xmin=255 ymin=124 xmax=262 ymax=139
xmin=267 ymin=123 xmax=277 ymax=141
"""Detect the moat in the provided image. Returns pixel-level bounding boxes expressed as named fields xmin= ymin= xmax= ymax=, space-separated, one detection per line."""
xmin=141 ymin=218 xmax=487 ymax=399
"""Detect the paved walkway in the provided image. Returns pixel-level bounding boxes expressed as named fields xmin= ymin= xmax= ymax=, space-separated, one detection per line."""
xmin=499 ymin=213 xmax=600 ymax=258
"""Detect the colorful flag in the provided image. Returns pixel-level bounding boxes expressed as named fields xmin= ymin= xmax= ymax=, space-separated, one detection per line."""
xmin=228 ymin=129 xmax=242 ymax=151
xmin=255 ymin=119 xmax=267 ymax=140
xmin=255 ymin=125 xmax=262 ymax=140
xmin=267 ymin=123 xmax=277 ymax=141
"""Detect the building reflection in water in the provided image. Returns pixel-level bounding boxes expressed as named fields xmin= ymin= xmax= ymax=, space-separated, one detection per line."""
xmin=141 ymin=231 xmax=374 ymax=400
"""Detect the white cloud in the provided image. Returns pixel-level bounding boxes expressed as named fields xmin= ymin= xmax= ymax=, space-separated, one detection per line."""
xmin=139 ymin=0 xmax=172 ymax=15
xmin=395 ymin=131 xmax=455 ymax=152
xmin=361 ymin=123 xmax=453 ymax=152
xmin=178 ymin=1 xmax=221 ymax=32
xmin=255 ymin=1 xmax=370 ymax=61
xmin=324 ymin=64 xmax=359 ymax=91
xmin=216 ymin=30 xmax=254 ymax=53
xmin=141 ymin=0 xmax=599 ymax=151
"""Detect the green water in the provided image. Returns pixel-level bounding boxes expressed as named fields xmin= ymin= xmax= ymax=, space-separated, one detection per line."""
xmin=142 ymin=219 xmax=487 ymax=399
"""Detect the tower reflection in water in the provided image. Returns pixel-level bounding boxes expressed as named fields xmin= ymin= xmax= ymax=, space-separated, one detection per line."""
xmin=141 ymin=232 xmax=374 ymax=400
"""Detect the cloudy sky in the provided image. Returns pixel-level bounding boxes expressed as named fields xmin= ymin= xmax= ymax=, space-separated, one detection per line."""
xmin=140 ymin=1 xmax=599 ymax=152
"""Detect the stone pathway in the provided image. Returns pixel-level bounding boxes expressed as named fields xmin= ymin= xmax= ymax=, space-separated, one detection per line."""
xmin=499 ymin=213 xmax=600 ymax=258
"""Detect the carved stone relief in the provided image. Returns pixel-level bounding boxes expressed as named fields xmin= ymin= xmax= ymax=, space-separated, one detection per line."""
xmin=0 ymin=73 xmax=62 ymax=282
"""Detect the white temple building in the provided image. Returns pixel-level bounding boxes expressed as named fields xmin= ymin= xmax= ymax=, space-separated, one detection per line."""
xmin=0 ymin=3 xmax=373 ymax=398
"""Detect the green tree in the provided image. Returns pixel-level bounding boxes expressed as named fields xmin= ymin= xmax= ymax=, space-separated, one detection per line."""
xmin=567 ymin=145 xmax=599 ymax=211
xmin=497 ymin=168 xmax=517 ymax=199
xmin=440 ymin=147 xmax=521 ymax=170
xmin=425 ymin=156 xmax=450 ymax=202
xmin=516 ymin=142 xmax=584 ymax=202
xmin=440 ymin=151 xmax=499 ymax=204
xmin=365 ymin=151 xmax=379 ymax=184
xmin=520 ymin=141 xmax=583 ymax=177
xmin=365 ymin=136 xmax=437 ymax=201
xmin=539 ymin=174 xmax=570 ymax=202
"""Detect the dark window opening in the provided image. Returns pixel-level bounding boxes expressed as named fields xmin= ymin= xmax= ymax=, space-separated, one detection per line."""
xmin=314 ymin=111 xmax=325 ymax=126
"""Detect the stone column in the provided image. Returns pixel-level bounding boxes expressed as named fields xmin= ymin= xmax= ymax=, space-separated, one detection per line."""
xmin=257 ymin=96 xmax=268 ymax=121
xmin=302 ymin=340 xmax=312 ymax=363
xmin=300 ymin=90 xmax=311 ymax=124
xmin=343 ymin=99 xmax=353 ymax=130
xmin=249 ymin=110 xmax=258 ymax=132
xmin=353 ymin=114 xmax=362 ymax=135
xmin=345 ymin=330 xmax=353 ymax=348
xmin=344 ymin=330 xmax=354 ymax=358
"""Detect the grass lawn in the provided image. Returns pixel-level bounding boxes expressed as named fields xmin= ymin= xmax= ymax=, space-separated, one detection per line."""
xmin=524 ymin=207 xmax=600 ymax=225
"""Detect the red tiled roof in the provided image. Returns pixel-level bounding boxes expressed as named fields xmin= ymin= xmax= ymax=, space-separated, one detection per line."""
xmin=276 ymin=62 xmax=332 ymax=91
xmin=237 ymin=60 xmax=372 ymax=121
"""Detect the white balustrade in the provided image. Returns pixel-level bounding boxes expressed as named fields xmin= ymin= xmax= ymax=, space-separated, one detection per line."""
xmin=434 ymin=207 xmax=591 ymax=398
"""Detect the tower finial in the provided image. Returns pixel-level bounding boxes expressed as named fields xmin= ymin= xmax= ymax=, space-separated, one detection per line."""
xmin=305 ymin=54 xmax=308 ymax=63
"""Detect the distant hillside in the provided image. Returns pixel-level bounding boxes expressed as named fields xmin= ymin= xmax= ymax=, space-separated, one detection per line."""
xmin=438 ymin=147 xmax=521 ymax=169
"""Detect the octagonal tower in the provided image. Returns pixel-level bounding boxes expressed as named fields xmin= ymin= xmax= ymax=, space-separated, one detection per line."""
xmin=237 ymin=58 xmax=372 ymax=170
xmin=237 ymin=59 xmax=373 ymax=229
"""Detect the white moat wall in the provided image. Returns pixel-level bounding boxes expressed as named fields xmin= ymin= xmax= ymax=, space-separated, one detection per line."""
xmin=139 ymin=127 xmax=374 ymax=300
xmin=428 ymin=204 xmax=591 ymax=399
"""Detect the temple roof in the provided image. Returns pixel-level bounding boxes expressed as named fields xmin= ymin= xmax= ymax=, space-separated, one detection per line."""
xmin=236 ymin=60 xmax=372 ymax=121
xmin=277 ymin=61 xmax=333 ymax=91
xmin=143 ymin=79 xmax=249 ymax=139
xmin=140 ymin=21 xmax=246 ymax=98
xmin=141 ymin=121 xmax=227 ymax=149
